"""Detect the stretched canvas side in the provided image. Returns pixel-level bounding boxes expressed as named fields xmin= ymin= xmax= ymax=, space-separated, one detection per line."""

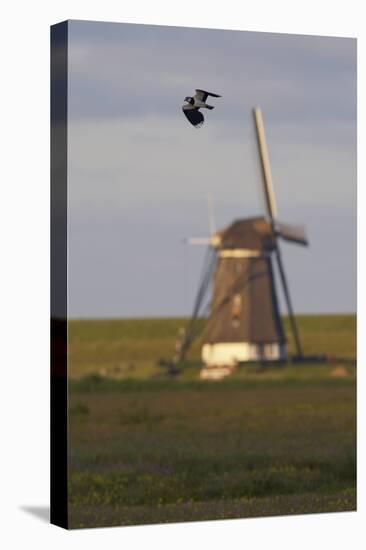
xmin=50 ymin=20 xmax=68 ymax=529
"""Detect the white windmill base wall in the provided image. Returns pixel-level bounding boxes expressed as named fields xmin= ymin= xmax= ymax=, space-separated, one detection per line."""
xmin=201 ymin=342 xmax=285 ymax=376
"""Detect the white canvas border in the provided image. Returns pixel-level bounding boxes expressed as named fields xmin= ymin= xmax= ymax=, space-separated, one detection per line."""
xmin=1 ymin=1 xmax=364 ymax=549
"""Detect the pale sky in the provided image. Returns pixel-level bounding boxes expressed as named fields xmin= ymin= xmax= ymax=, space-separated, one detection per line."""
xmin=67 ymin=20 xmax=356 ymax=318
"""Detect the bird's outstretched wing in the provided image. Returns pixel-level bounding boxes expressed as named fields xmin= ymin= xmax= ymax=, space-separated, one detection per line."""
xmin=182 ymin=108 xmax=204 ymax=128
xmin=195 ymin=89 xmax=222 ymax=102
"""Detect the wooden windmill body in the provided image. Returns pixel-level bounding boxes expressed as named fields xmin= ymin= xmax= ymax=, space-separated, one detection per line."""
xmin=192 ymin=109 xmax=308 ymax=379
xmin=201 ymin=216 xmax=286 ymax=373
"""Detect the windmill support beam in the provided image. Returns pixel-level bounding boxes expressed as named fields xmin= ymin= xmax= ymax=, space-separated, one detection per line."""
xmin=274 ymin=246 xmax=303 ymax=358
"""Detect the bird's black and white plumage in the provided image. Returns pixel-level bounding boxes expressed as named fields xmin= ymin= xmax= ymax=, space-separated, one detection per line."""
xmin=182 ymin=89 xmax=221 ymax=128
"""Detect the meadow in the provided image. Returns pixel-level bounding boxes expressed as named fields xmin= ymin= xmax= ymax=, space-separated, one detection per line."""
xmin=68 ymin=315 xmax=356 ymax=528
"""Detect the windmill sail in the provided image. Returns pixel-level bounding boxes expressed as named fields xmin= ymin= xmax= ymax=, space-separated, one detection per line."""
xmin=253 ymin=107 xmax=278 ymax=221
xmin=275 ymin=222 xmax=308 ymax=246
xmin=253 ymin=107 xmax=307 ymax=358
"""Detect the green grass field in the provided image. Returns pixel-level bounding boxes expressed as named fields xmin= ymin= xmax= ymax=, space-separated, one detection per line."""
xmin=68 ymin=314 xmax=356 ymax=379
xmin=68 ymin=315 xmax=356 ymax=528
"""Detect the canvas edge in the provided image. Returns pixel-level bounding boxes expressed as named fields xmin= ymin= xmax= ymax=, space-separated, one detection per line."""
xmin=50 ymin=19 xmax=69 ymax=530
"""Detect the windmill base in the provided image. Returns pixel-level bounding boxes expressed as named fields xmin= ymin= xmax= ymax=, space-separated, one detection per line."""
xmin=202 ymin=342 xmax=285 ymax=369
xmin=200 ymin=364 xmax=237 ymax=380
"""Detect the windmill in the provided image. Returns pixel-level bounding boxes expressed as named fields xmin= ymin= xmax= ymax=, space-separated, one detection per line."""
xmin=174 ymin=107 xmax=308 ymax=379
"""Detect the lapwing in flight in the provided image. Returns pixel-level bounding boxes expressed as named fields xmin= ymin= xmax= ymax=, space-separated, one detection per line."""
xmin=182 ymin=89 xmax=221 ymax=128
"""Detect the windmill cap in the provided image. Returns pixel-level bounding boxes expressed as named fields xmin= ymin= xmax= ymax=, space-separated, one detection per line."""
xmin=215 ymin=216 xmax=276 ymax=251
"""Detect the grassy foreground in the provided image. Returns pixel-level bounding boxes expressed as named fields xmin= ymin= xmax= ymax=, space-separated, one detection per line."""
xmin=68 ymin=315 xmax=356 ymax=528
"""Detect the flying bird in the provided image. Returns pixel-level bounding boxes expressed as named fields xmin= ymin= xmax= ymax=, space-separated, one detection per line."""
xmin=182 ymin=89 xmax=221 ymax=128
